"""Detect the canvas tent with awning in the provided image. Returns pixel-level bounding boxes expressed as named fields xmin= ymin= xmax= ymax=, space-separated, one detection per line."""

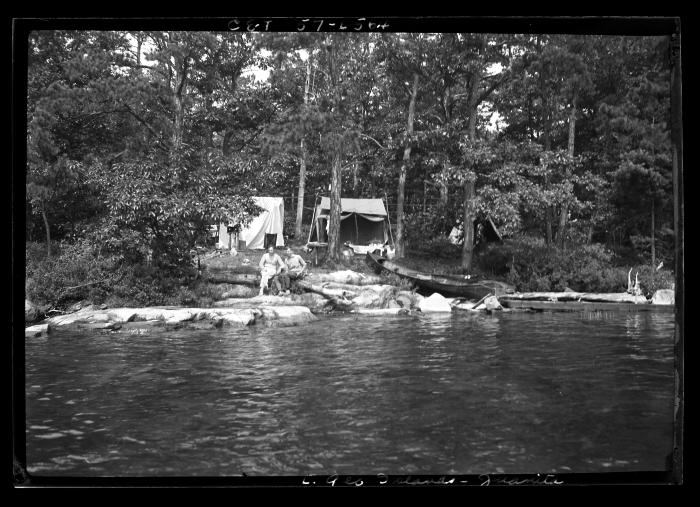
xmin=307 ymin=197 xmax=393 ymax=250
xmin=218 ymin=196 xmax=285 ymax=250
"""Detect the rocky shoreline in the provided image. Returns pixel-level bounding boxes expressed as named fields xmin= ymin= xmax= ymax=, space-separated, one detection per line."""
xmin=24 ymin=269 xmax=505 ymax=338
xmin=25 ymin=268 xmax=673 ymax=339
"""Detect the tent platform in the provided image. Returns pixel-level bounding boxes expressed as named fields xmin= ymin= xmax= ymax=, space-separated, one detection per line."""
xmin=500 ymin=299 xmax=675 ymax=313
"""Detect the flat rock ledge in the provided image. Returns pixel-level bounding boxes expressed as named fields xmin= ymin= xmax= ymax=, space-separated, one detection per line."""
xmin=43 ymin=304 xmax=316 ymax=332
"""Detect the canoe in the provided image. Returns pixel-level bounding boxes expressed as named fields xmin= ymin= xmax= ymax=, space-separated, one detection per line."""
xmin=365 ymin=251 xmax=514 ymax=300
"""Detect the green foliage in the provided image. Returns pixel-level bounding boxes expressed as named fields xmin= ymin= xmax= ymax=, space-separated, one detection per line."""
xmin=629 ymin=265 xmax=676 ymax=298
xmin=25 ymin=240 xmax=126 ymax=308
xmin=23 ymin=31 xmax=675 ymax=307
xmin=403 ymin=209 xmax=460 ymax=247
xmin=477 ymin=235 xmax=630 ymax=293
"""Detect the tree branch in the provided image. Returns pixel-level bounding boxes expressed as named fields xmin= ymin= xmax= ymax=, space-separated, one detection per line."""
xmin=122 ymin=104 xmax=169 ymax=152
xmin=360 ymin=133 xmax=386 ymax=149
xmin=476 ymin=69 xmax=511 ymax=106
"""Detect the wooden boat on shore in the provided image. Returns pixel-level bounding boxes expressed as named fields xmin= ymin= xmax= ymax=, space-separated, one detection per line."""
xmin=365 ymin=251 xmax=514 ymax=300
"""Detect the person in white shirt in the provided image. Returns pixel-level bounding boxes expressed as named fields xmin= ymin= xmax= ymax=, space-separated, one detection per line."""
xmin=258 ymin=246 xmax=285 ymax=296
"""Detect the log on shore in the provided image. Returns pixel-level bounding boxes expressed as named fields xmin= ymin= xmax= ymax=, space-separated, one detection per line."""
xmin=296 ymin=280 xmax=358 ymax=299
xmin=500 ymin=292 xmax=648 ymax=304
xmin=295 ymin=280 xmax=355 ymax=310
xmin=306 ymin=271 xmax=384 ymax=286
xmin=205 ymin=273 xmax=260 ymax=285
xmin=350 ymin=308 xmax=411 ymax=316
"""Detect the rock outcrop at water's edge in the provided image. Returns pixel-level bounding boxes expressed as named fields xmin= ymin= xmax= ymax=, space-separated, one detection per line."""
xmin=41 ymin=304 xmax=316 ymax=332
xmin=651 ymin=289 xmax=674 ymax=305
xmin=25 ymin=323 xmax=51 ymax=338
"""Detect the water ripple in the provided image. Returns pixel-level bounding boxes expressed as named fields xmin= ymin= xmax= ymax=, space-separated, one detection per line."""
xmin=26 ymin=312 xmax=675 ymax=476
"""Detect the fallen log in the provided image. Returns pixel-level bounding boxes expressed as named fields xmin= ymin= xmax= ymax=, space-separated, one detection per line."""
xmin=350 ymin=308 xmax=410 ymax=316
xmin=317 ymin=281 xmax=376 ymax=292
xmin=500 ymin=292 xmax=648 ymax=304
xmin=296 ymin=280 xmax=354 ymax=310
xmin=296 ymin=280 xmax=358 ymax=299
xmin=205 ymin=273 xmax=260 ymax=285
xmin=306 ymin=271 xmax=384 ymax=286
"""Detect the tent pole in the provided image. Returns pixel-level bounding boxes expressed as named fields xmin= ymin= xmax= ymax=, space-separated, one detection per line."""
xmin=354 ymin=214 xmax=359 ymax=244
xmin=307 ymin=193 xmax=318 ymax=245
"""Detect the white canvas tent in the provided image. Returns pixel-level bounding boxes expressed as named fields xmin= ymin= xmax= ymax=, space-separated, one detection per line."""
xmin=218 ymin=196 xmax=285 ymax=250
xmin=307 ymin=197 xmax=393 ymax=254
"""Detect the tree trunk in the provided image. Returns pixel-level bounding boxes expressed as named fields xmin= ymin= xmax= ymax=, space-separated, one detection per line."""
xmin=326 ymin=38 xmax=343 ymax=262
xmin=461 ymin=69 xmax=481 ymax=271
xmin=587 ymin=212 xmax=595 ymax=244
xmin=172 ymin=58 xmax=188 ymax=151
xmin=557 ymin=93 xmax=577 ymax=247
xmin=461 ymin=176 xmax=476 ymax=272
xmin=439 ymin=182 xmax=448 ymax=207
xmin=545 ymin=208 xmax=553 ymax=245
xmin=41 ymin=203 xmax=51 ymax=258
xmin=295 ymin=55 xmax=313 ymax=239
xmin=170 ymin=33 xmax=189 ymax=152
xmin=395 ymin=73 xmax=419 ymax=259
xmin=540 ymin=37 xmax=554 ymax=245
xmin=352 ymin=162 xmax=359 ymax=194
xmin=651 ymin=197 xmax=656 ymax=267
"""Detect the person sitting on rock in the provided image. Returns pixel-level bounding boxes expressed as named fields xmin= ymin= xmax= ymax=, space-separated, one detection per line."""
xmin=285 ymin=247 xmax=307 ymax=277
xmin=277 ymin=247 xmax=308 ymax=296
xmin=258 ymin=246 xmax=285 ymax=296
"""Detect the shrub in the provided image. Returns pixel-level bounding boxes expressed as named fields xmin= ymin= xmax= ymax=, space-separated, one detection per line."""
xmin=404 ymin=209 xmax=459 ymax=250
xmin=25 ymin=240 xmax=126 ymax=309
xmin=478 ymin=235 xmax=634 ymax=293
xmin=626 ymin=264 xmax=675 ymax=298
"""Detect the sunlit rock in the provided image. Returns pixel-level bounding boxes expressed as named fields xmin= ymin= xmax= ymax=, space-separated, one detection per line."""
xmin=215 ymin=309 xmax=258 ymax=326
xmin=418 ymin=293 xmax=453 ymax=313
xmin=483 ymin=295 xmax=503 ymax=311
xmin=257 ymin=306 xmax=317 ymax=326
xmin=651 ymin=289 xmax=674 ymax=305
xmin=25 ymin=323 xmax=50 ymax=338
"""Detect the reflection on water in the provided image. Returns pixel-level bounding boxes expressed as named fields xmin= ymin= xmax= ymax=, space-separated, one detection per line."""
xmin=25 ymin=311 xmax=675 ymax=476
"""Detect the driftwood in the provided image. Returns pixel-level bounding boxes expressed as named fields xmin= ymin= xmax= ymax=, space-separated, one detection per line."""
xmin=318 ymin=281 xmax=375 ymax=292
xmin=296 ymin=280 xmax=354 ymax=309
xmin=351 ymin=308 xmax=410 ymax=316
xmin=471 ymin=293 xmax=493 ymax=310
xmin=501 ymin=292 xmax=648 ymax=304
xmin=206 ymin=273 xmax=260 ymax=285
xmin=296 ymin=280 xmax=358 ymax=299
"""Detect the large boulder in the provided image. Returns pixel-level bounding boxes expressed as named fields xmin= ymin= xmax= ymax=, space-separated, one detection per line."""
xmin=25 ymin=300 xmax=40 ymax=323
xmin=212 ymin=293 xmax=331 ymax=313
xmin=257 ymin=306 xmax=317 ymax=326
xmin=349 ymin=285 xmax=398 ymax=309
xmin=417 ymin=293 xmax=453 ymax=313
xmin=651 ymin=289 xmax=675 ymax=305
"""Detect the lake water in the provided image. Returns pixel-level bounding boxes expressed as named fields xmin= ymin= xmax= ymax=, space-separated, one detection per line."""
xmin=24 ymin=311 xmax=676 ymax=477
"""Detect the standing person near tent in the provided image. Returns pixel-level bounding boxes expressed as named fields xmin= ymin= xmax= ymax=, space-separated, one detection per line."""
xmin=258 ymin=245 xmax=285 ymax=296
xmin=278 ymin=248 xmax=308 ymax=294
